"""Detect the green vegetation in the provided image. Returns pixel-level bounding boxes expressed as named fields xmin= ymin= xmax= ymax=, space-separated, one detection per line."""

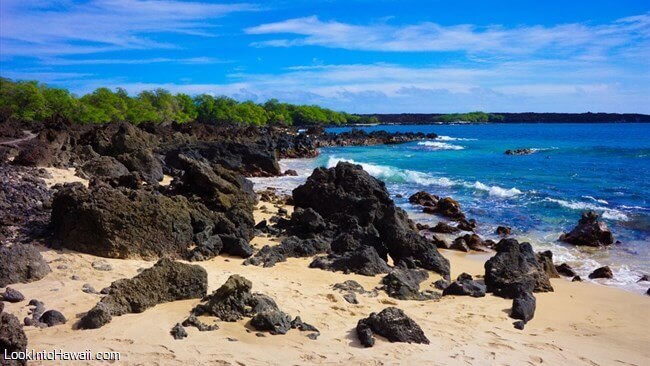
xmin=0 ymin=77 xmax=378 ymax=126
xmin=434 ymin=111 xmax=503 ymax=123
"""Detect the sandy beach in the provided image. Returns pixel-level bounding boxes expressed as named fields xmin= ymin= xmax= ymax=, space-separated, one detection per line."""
xmin=3 ymin=172 xmax=648 ymax=365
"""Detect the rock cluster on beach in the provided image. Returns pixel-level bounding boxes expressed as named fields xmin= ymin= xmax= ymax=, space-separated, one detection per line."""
xmin=356 ymin=307 xmax=430 ymax=347
xmin=247 ymin=162 xmax=450 ymax=279
xmin=560 ymin=211 xmax=615 ymax=247
xmin=187 ymin=274 xmax=319 ymax=338
xmin=79 ymin=259 xmax=207 ymax=329
xmin=3 ymin=119 xmax=638 ymax=358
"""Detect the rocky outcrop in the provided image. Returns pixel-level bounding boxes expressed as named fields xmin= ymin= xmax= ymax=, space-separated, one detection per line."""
xmin=484 ymin=239 xmax=553 ymax=298
xmin=588 ymin=266 xmax=613 ymax=279
xmin=0 ymin=166 xmax=53 ymax=243
xmin=559 ymin=211 xmax=614 ymax=247
xmin=79 ymin=259 xmax=207 ymax=329
xmin=77 ymin=156 xmax=130 ymax=180
xmin=247 ymin=163 xmax=449 ymax=278
xmin=0 ymin=312 xmax=28 ymax=366
xmin=250 ymin=310 xmax=292 ymax=335
xmin=356 ymin=307 xmax=429 ymax=347
xmin=442 ymin=273 xmax=486 ymax=297
xmin=318 ymin=129 xmax=436 ymax=148
xmin=189 ymin=275 xmax=313 ymax=337
xmin=450 ymin=234 xmax=486 ymax=252
xmin=536 ymin=251 xmax=560 ymax=278
xmin=505 ymin=148 xmax=534 ymax=156
xmin=53 ymin=183 xmax=197 ymax=259
xmin=381 ymin=268 xmax=439 ymax=301
xmin=496 ymin=226 xmax=511 ymax=236
xmin=51 ymin=177 xmax=252 ymax=261
xmin=0 ymin=245 xmax=50 ymax=287
xmin=555 ymin=263 xmax=577 ymax=277
xmin=310 ymin=246 xmax=391 ymax=276
xmin=163 ymin=139 xmax=280 ymax=177
xmin=511 ymin=289 xmax=536 ymax=325
xmin=191 ymin=275 xmax=277 ymax=321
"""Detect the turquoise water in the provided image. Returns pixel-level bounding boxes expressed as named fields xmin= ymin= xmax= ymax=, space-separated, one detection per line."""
xmin=255 ymin=123 xmax=650 ymax=293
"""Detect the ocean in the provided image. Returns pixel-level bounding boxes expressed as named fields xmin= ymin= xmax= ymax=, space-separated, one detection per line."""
xmin=252 ymin=123 xmax=650 ymax=294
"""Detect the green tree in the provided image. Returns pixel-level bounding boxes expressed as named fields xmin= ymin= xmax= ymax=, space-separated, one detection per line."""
xmin=79 ymin=87 xmax=127 ymax=123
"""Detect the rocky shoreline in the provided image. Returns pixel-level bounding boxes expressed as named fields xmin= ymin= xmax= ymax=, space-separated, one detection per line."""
xmin=1 ymin=121 xmax=648 ymax=365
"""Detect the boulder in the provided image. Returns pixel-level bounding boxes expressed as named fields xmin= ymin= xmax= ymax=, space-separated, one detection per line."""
xmin=250 ymin=310 xmax=292 ymax=335
xmin=288 ymin=207 xmax=327 ymax=238
xmin=192 ymin=275 xmax=278 ymax=321
xmin=0 ymin=245 xmax=51 ymax=287
xmin=536 ymin=251 xmax=561 ymax=278
xmin=39 ymin=310 xmax=66 ymax=327
xmin=484 ymin=239 xmax=553 ymax=298
xmin=496 ymin=226 xmax=511 ymax=236
xmin=588 ymin=266 xmax=613 ymax=279
xmin=292 ymin=163 xmax=449 ymax=278
xmin=246 ymin=236 xmax=330 ymax=268
xmin=555 ymin=263 xmax=577 ymax=277
xmin=52 ymin=181 xmax=249 ymax=261
xmin=163 ymin=139 xmax=281 ymax=177
xmin=0 ymin=165 xmax=54 ymax=243
xmin=408 ymin=191 xmax=438 ymax=207
xmin=442 ymin=273 xmax=486 ymax=297
xmin=79 ymin=259 xmax=207 ymax=329
xmin=356 ymin=307 xmax=429 ymax=347
xmin=429 ymin=222 xmax=459 ymax=234
xmin=1 ymin=288 xmax=25 ymax=303
xmin=559 ymin=211 xmax=614 ymax=247
xmin=170 ymin=323 xmax=188 ymax=340
xmin=511 ymin=290 xmax=536 ymax=323
xmin=0 ymin=312 xmax=28 ymax=366
xmin=290 ymin=316 xmax=319 ymax=332
xmin=52 ymin=183 xmax=194 ymax=259
xmin=310 ymin=246 xmax=391 ymax=276
xmin=423 ymin=197 xmax=465 ymax=220
xmin=451 ymin=234 xmax=485 ymax=252
xmin=78 ymin=156 xmax=129 ymax=180
xmin=116 ymin=149 xmax=163 ymax=185
xmin=381 ymin=268 xmax=438 ymax=301
xmin=505 ymin=148 xmax=534 ymax=156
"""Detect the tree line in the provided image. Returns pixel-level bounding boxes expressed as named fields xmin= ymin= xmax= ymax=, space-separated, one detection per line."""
xmin=0 ymin=78 xmax=379 ymax=126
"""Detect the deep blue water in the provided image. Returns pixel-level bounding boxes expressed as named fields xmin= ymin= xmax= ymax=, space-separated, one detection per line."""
xmin=256 ymin=123 xmax=650 ymax=292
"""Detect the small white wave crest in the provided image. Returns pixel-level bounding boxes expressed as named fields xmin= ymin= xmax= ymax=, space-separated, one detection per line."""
xmin=543 ymin=198 xmax=629 ymax=221
xmin=470 ymin=181 xmax=523 ymax=198
xmin=436 ymin=135 xmax=477 ymax=141
xmin=416 ymin=141 xmax=464 ymax=150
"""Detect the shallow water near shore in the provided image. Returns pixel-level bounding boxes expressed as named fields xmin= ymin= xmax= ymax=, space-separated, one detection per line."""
xmin=253 ymin=123 xmax=650 ymax=294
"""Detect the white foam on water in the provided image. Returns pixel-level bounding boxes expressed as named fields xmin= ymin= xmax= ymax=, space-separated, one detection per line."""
xmin=529 ymin=147 xmax=559 ymax=153
xmin=543 ymin=198 xmax=629 ymax=221
xmin=470 ymin=181 xmax=523 ymax=198
xmin=416 ymin=141 xmax=465 ymax=150
xmin=582 ymin=195 xmax=609 ymax=205
xmin=326 ymin=156 xmax=463 ymax=188
xmin=515 ymin=231 xmax=648 ymax=294
xmin=435 ymin=135 xmax=477 ymax=141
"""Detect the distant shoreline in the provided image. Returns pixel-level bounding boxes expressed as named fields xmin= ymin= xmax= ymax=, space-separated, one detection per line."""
xmin=355 ymin=112 xmax=650 ymax=125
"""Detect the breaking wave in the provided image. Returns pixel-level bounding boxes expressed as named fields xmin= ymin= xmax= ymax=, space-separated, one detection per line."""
xmin=416 ymin=141 xmax=464 ymax=150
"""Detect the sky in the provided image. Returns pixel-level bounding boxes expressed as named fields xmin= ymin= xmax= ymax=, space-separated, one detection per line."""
xmin=1 ymin=0 xmax=649 ymax=113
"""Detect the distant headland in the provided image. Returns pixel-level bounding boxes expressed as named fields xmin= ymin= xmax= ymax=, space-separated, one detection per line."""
xmin=360 ymin=112 xmax=650 ymax=124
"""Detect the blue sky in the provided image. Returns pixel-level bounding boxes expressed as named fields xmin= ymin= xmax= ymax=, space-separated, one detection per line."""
xmin=1 ymin=0 xmax=648 ymax=113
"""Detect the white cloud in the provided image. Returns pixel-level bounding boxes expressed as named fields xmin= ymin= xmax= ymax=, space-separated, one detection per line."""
xmin=62 ymin=61 xmax=648 ymax=113
xmin=246 ymin=14 xmax=650 ymax=57
xmin=40 ymin=57 xmax=228 ymax=65
xmin=0 ymin=0 xmax=257 ymax=56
